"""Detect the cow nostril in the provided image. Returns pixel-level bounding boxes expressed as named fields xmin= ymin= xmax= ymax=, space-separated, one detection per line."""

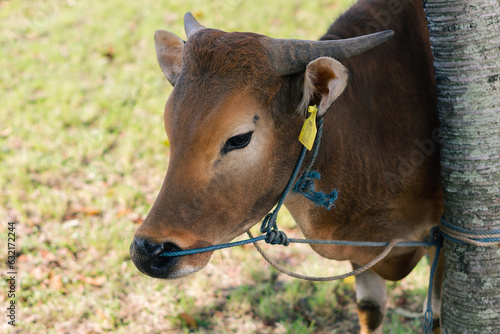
xmin=151 ymin=242 xmax=182 ymax=270
xmin=131 ymin=238 xmax=184 ymax=277
xmin=133 ymin=238 xmax=164 ymax=257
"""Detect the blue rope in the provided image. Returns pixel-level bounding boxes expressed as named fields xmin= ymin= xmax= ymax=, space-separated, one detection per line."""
xmin=160 ymin=236 xmax=438 ymax=257
xmin=258 ymin=144 xmax=307 ymax=245
xmin=160 ymin=236 xmax=267 ymax=257
xmin=423 ymin=227 xmax=443 ymax=334
xmin=293 ymin=120 xmax=339 ymax=209
xmin=440 ymin=218 xmax=499 ymax=235
xmin=440 ymin=218 xmax=500 ymax=244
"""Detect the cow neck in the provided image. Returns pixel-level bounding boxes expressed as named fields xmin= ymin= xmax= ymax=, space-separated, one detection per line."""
xmin=259 ymin=117 xmax=339 ymax=246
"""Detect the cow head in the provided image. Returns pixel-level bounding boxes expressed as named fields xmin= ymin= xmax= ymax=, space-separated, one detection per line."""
xmin=130 ymin=13 xmax=393 ymax=279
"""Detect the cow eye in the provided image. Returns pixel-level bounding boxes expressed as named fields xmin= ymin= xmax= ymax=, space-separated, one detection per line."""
xmin=222 ymin=131 xmax=253 ymax=154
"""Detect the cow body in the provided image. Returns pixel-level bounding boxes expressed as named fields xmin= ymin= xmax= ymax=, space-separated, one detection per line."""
xmin=131 ymin=1 xmax=443 ymax=332
xmin=286 ymin=0 xmax=442 ymax=280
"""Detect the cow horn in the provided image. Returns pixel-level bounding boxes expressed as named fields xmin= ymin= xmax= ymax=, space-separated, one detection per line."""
xmin=261 ymin=30 xmax=394 ymax=76
xmin=184 ymin=12 xmax=206 ymax=38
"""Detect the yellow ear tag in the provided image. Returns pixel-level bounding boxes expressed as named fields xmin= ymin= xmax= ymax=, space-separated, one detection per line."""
xmin=298 ymin=105 xmax=318 ymax=151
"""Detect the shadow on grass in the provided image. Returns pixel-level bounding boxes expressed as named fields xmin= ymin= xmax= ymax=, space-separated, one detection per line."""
xmin=182 ymin=274 xmax=360 ymax=333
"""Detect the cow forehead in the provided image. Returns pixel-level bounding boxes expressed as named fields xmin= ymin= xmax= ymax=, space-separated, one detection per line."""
xmin=165 ymin=88 xmax=267 ymax=151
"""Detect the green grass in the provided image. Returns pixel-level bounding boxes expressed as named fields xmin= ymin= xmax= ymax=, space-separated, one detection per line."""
xmin=1 ymin=0 xmax=429 ymax=332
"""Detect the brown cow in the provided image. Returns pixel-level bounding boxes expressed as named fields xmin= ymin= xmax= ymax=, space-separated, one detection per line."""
xmin=130 ymin=0 xmax=444 ymax=333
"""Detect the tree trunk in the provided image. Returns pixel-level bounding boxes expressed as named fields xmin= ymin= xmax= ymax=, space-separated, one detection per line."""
xmin=422 ymin=0 xmax=500 ymax=333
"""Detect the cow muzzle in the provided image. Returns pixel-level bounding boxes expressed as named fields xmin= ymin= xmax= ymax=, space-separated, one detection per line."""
xmin=130 ymin=237 xmax=213 ymax=279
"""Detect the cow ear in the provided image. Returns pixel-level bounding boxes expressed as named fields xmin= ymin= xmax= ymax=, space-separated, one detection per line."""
xmin=155 ymin=30 xmax=185 ymax=86
xmin=298 ymin=57 xmax=349 ymax=117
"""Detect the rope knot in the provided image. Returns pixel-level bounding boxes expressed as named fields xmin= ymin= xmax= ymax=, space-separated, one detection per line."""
xmin=293 ymin=170 xmax=338 ymax=210
xmin=424 ymin=226 xmax=443 ymax=247
xmin=265 ymin=229 xmax=289 ymax=246
xmin=293 ymin=170 xmax=320 ymax=193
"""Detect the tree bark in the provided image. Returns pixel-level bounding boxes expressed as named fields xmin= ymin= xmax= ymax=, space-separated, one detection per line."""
xmin=422 ymin=0 xmax=500 ymax=333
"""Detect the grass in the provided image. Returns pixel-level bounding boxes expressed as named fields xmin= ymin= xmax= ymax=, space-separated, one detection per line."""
xmin=1 ymin=0 xmax=430 ymax=332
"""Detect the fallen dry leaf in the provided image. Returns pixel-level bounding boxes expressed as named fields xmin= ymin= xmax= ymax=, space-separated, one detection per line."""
xmin=64 ymin=206 xmax=102 ymax=220
xmin=87 ymin=276 xmax=106 ymax=286
xmin=132 ymin=217 xmax=143 ymax=225
xmin=96 ymin=309 xmax=107 ymax=321
xmin=40 ymin=249 xmax=57 ymax=262
xmin=102 ymin=45 xmax=115 ymax=61
xmin=76 ymin=274 xmax=107 ymax=287
xmin=49 ymin=274 xmax=63 ymax=290
xmin=56 ymin=247 xmax=76 ymax=261
xmin=75 ymin=207 xmax=102 ymax=216
xmin=116 ymin=209 xmax=132 ymax=218
xmin=178 ymin=312 xmax=198 ymax=328
xmin=31 ymin=267 xmax=46 ymax=280
xmin=17 ymin=254 xmax=28 ymax=262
